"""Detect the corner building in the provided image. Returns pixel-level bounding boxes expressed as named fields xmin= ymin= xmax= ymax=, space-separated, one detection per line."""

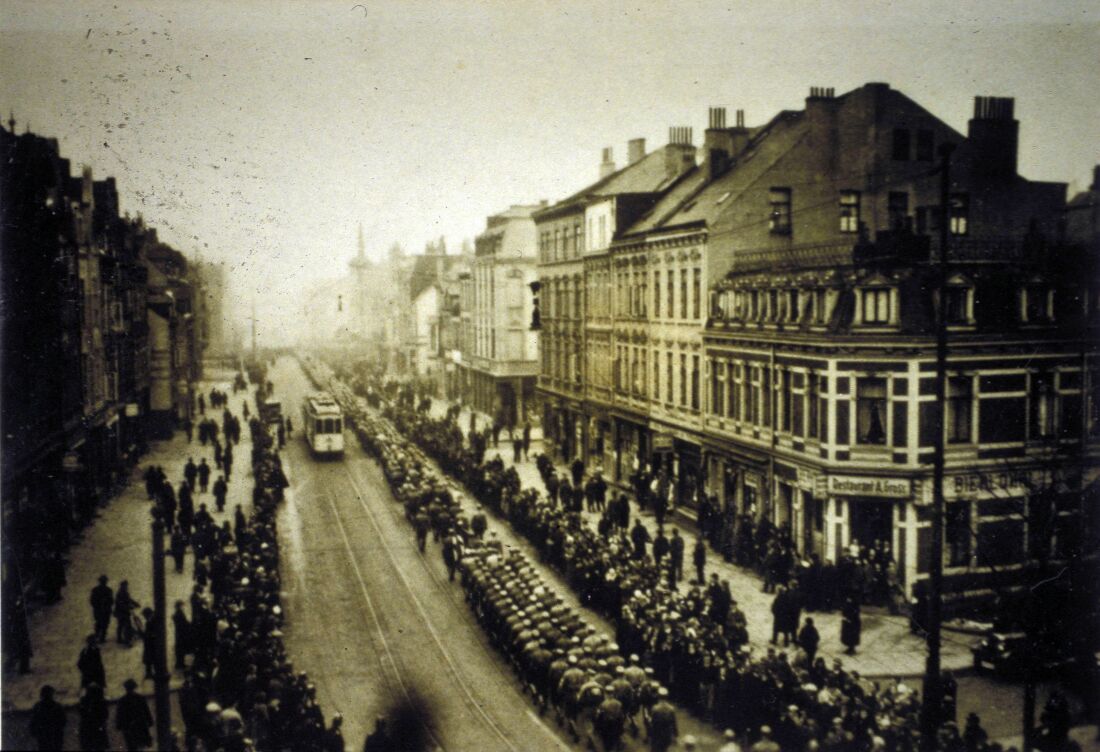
xmin=697 ymin=84 xmax=1096 ymax=604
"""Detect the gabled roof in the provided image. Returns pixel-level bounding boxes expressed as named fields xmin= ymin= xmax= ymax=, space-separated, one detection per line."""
xmin=622 ymin=116 xmax=801 ymax=238
xmin=535 ymin=146 xmax=692 ymax=219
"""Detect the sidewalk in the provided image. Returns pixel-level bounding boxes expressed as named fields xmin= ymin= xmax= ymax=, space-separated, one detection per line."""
xmin=427 ymin=396 xmax=978 ymax=679
xmin=1 ymin=367 xmax=261 ymax=712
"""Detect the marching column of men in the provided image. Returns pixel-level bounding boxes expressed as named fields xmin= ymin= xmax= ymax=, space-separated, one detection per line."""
xmin=315 ymin=358 xmax=1016 ymax=752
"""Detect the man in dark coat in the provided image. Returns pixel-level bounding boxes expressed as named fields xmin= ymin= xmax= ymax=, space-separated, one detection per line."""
xmin=669 ymin=529 xmax=685 ymax=587
xmin=770 ymin=585 xmax=789 ymax=645
xmin=630 ymin=520 xmax=650 ymax=561
xmin=522 ymin=421 xmax=531 ymax=460
xmin=184 ymin=458 xmax=198 ymax=490
xmin=30 ymin=684 xmax=66 ymax=751
xmin=78 ymin=633 xmax=106 ymax=689
xmin=841 ymin=596 xmax=861 ymax=654
xmin=116 ymin=678 xmax=154 ymax=750
xmin=79 ymin=683 xmax=110 ymax=751
xmin=173 ymin=600 xmax=192 ymax=670
xmin=797 ymin=617 xmax=820 ymax=665
xmin=692 ymin=536 xmax=707 ymax=584
xmin=197 ymin=458 xmax=211 ymax=493
xmin=213 ymin=475 xmax=228 ymax=513
xmin=653 ymin=527 xmax=670 ymax=570
xmin=649 ymin=688 xmax=678 ymax=752
xmin=90 ymin=575 xmax=114 ymax=642
xmin=571 ymin=457 xmax=585 ymax=488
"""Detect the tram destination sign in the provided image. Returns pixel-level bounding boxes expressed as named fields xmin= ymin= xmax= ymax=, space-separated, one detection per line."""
xmin=827 ymin=475 xmax=911 ymax=499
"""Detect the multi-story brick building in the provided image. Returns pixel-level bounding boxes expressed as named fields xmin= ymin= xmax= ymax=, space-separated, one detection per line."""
xmin=537 ymin=135 xmax=696 ymax=461
xmin=695 ymin=84 xmax=1094 ymax=602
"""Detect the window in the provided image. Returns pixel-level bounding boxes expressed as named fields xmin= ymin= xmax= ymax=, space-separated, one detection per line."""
xmin=916 ymin=129 xmax=934 ymax=161
xmin=680 ymin=354 xmax=687 ymax=406
xmin=729 ymin=364 xmax=740 ymax=419
xmin=654 ymin=351 xmax=660 ymax=399
xmin=553 ymin=228 xmax=561 ymax=258
xmin=945 ymin=286 xmax=971 ymax=324
xmin=781 ymin=370 xmax=792 ymax=432
xmin=947 ymin=377 xmax=972 ymax=443
xmin=769 ymin=188 xmax=792 ymax=234
xmin=693 ymin=269 xmax=701 ymax=319
xmin=1024 ymin=285 xmax=1051 ymax=323
xmin=574 ymin=222 xmax=583 ymax=254
xmin=861 ymin=288 xmax=891 ymax=324
xmin=888 ymin=192 xmax=909 ymax=230
xmin=691 ymin=355 xmax=700 ymax=410
xmin=892 ymin=128 xmax=910 ymax=161
xmin=654 ymin=271 xmax=661 ymax=317
xmin=1029 ymin=372 xmax=1055 ymax=439
xmin=712 ymin=362 xmax=725 ymax=415
xmin=668 ymin=271 xmax=674 ymax=317
xmin=680 ymin=271 xmax=688 ymax=319
xmin=839 ymin=191 xmax=861 ymax=233
xmin=666 ymin=353 xmax=674 ymax=403
xmin=946 ymin=503 xmax=971 ymax=567
xmin=949 ymin=194 xmax=969 ymax=236
xmin=979 ymin=396 xmax=1026 ymax=443
xmin=856 ymin=377 xmax=888 ymax=445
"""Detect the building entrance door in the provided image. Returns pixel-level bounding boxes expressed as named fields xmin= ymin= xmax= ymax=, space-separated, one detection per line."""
xmin=848 ymin=499 xmax=893 ymax=553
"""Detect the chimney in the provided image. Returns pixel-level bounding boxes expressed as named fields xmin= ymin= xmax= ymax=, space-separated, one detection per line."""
xmin=967 ymin=96 xmax=1018 ymax=179
xmin=627 ymin=138 xmax=646 ymax=165
xmin=664 ymin=126 xmax=697 ymax=180
xmin=704 ymin=107 xmax=751 ymax=182
xmin=599 ymin=147 xmax=616 ymax=178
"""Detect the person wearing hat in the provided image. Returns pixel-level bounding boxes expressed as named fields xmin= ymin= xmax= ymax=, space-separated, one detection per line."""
xmin=90 ymin=574 xmax=114 ymax=643
xmin=79 ymin=682 xmax=110 ymax=751
xmin=648 ymin=687 xmax=678 ymax=752
xmin=718 ymin=728 xmax=742 ymax=752
xmin=29 ymin=684 xmax=66 ymax=751
xmin=78 ymin=632 xmax=107 ymax=690
xmin=595 ymin=688 xmax=626 ymax=752
xmin=749 ymin=725 xmax=780 ymax=752
xmin=116 ymin=678 xmax=153 ymax=750
xmin=322 ymin=712 xmax=345 ymax=752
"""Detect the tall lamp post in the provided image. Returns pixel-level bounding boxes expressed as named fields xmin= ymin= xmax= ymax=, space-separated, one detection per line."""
xmin=921 ymin=141 xmax=955 ymax=751
xmin=151 ymin=509 xmax=171 ymax=749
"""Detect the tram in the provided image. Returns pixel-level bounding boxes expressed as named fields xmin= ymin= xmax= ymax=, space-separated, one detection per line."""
xmin=301 ymin=392 xmax=345 ymax=457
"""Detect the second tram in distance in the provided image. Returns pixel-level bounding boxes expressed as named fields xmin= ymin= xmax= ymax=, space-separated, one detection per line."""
xmin=302 ymin=392 xmax=345 ymax=457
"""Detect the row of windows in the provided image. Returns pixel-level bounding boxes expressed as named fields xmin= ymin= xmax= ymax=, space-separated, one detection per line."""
xmin=767 ymin=189 xmax=969 ymax=236
xmin=615 ymin=267 xmax=704 ymax=320
xmin=707 ymin=366 xmax=1087 ymax=449
xmin=539 ymin=222 xmax=585 ymax=263
xmin=614 ymin=347 xmax=701 ymax=411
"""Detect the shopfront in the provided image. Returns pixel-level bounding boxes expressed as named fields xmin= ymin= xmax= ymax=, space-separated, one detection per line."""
xmin=822 ymin=473 xmax=914 ymax=573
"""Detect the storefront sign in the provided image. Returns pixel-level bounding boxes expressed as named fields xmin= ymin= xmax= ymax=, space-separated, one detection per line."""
xmin=827 ymin=475 xmax=911 ymax=498
xmin=652 ymin=433 xmax=673 ymax=453
xmin=946 ymin=469 xmax=1051 ymax=499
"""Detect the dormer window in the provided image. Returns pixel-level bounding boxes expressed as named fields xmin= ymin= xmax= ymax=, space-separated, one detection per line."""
xmin=944 ymin=275 xmax=975 ymax=325
xmin=769 ymin=188 xmax=792 ymax=235
xmin=840 ymin=191 xmax=861 ymax=233
xmin=1022 ymin=283 xmax=1053 ymax=323
xmin=859 ymin=286 xmax=894 ymax=325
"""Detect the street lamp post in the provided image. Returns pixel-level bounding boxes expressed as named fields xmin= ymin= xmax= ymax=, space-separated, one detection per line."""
xmin=151 ymin=509 xmax=172 ymax=749
xmin=921 ymin=141 xmax=955 ymax=751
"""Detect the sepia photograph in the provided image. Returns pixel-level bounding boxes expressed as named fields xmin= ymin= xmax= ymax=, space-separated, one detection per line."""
xmin=1 ymin=1 xmax=1098 ymax=750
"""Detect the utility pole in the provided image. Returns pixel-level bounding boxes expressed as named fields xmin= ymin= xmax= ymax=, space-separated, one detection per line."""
xmin=151 ymin=509 xmax=171 ymax=750
xmin=921 ymin=141 xmax=955 ymax=751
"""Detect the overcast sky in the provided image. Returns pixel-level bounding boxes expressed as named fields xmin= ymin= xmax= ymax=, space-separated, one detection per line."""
xmin=2 ymin=0 xmax=1098 ymax=342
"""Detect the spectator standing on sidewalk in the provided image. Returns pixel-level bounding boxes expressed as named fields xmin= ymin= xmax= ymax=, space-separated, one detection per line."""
xmin=522 ymin=421 xmax=531 ymax=460
xmin=30 ymin=684 xmax=66 ymax=751
xmin=841 ymin=596 xmax=861 ymax=655
xmin=669 ymin=530 xmax=684 ymax=586
xmin=797 ymin=617 xmax=820 ymax=665
xmin=571 ymin=457 xmax=585 ymax=488
xmin=141 ymin=607 xmax=161 ymax=679
xmin=183 ymin=416 xmax=193 ymax=442
xmin=170 ymin=526 xmax=187 ymax=572
xmin=78 ymin=633 xmax=106 ymax=688
xmin=79 ymin=683 xmax=110 ymax=751
xmin=213 ymin=475 xmax=228 ymax=512
xmin=114 ymin=580 xmax=139 ymax=646
xmin=172 ymin=600 xmax=192 ymax=670
xmin=198 ymin=458 xmax=211 ymax=493
xmin=116 ymin=678 xmax=154 ymax=751
xmin=693 ymin=536 xmax=707 ymax=585
xmin=184 ymin=458 xmax=198 ymax=490
xmin=90 ymin=574 xmax=113 ymax=642
xmin=513 ymin=435 xmax=523 ymax=463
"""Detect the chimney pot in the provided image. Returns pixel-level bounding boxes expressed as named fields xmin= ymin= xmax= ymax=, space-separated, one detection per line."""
xmin=600 ymin=146 xmax=616 ymax=178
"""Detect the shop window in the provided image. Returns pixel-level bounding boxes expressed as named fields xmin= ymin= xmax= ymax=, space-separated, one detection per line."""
xmin=977 ymin=519 xmax=1024 ymax=567
xmin=839 ymin=190 xmax=861 ymax=233
xmin=769 ymin=187 xmax=792 ymax=235
xmin=947 ymin=377 xmax=972 ymax=443
xmin=945 ymin=502 xmax=971 ymax=567
xmin=856 ymin=377 xmax=888 ymax=445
